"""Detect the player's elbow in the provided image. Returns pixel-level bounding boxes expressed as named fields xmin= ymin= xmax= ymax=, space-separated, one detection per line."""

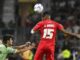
xmin=60 ymin=28 xmax=67 ymax=33
xmin=61 ymin=28 xmax=70 ymax=35
xmin=31 ymin=29 xmax=35 ymax=34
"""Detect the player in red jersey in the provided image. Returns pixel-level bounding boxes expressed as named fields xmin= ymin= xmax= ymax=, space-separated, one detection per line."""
xmin=31 ymin=13 xmax=76 ymax=60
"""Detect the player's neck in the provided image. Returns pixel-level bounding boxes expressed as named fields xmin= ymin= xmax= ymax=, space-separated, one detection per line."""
xmin=42 ymin=18 xmax=50 ymax=20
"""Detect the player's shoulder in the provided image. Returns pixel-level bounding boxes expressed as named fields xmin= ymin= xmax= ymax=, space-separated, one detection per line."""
xmin=53 ymin=21 xmax=61 ymax=25
xmin=37 ymin=20 xmax=44 ymax=24
xmin=0 ymin=44 xmax=5 ymax=48
xmin=50 ymin=20 xmax=59 ymax=25
xmin=52 ymin=21 xmax=63 ymax=27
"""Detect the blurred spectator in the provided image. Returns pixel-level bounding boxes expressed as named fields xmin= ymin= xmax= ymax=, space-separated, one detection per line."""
xmin=71 ymin=20 xmax=80 ymax=33
xmin=57 ymin=41 xmax=72 ymax=60
xmin=58 ymin=49 xmax=71 ymax=60
xmin=2 ymin=29 xmax=15 ymax=36
xmin=72 ymin=49 xmax=78 ymax=60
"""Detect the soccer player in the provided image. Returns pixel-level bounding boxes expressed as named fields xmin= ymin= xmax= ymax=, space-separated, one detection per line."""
xmin=0 ymin=34 xmax=32 ymax=60
xmin=31 ymin=13 xmax=76 ymax=60
xmin=0 ymin=35 xmax=17 ymax=60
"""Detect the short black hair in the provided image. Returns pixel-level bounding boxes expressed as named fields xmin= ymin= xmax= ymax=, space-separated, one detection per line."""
xmin=42 ymin=12 xmax=50 ymax=17
xmin=3 ymin=34 xmax=14 ymax=44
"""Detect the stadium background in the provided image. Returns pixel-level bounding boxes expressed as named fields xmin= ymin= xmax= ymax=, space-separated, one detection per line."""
xmin=0 ymin=0 xmax=80 ymax=60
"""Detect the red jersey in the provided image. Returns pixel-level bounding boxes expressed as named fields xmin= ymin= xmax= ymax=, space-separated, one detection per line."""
xmin=33 ymin=19 xmax=63 ymax=44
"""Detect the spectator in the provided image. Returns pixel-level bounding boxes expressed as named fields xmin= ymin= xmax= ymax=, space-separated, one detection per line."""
xmin=58 ymin=41 xmax=72 ymax=60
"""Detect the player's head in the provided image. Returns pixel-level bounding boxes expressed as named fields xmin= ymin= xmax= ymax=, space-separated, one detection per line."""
xmin=3 ymin=34 xmax=14 ymax=46
xmin=42 ymin=12 xmax=51 ymax=20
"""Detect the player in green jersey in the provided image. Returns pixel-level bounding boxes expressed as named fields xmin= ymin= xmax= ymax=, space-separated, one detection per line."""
xmin=0 ymin=34 xmax=31 ymax=60
xmin=0 ymin=35 xmax=15 ymax=60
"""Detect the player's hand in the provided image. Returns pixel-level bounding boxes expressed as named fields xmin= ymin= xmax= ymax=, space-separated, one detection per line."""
xmin=75 ymin=34 xmax=80 ymax=39
xmin=25 ymin=42 xmax=31 ymax=45
xmin=72 ymin=33 xmax=80 ymax=39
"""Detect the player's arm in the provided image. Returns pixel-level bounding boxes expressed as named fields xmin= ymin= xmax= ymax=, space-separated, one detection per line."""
xmin=73 ymin=34 xmax=80 ymax=39
xmin=15 ymin=44 xmax=26 ymax=49
xmin=31 ymin=22 xmax=43 ymax=34
xmin=9 ymin=44 xmax=33 ymax=53
xmin=7 ymin=47 xmax=28 ymax=53
xmin=15 ymin=42 xmax=30 ymax=49
xmin=7 ymin=47 xmax=18 ymax=53
xmin=18 ymin=46 xmax=33 ymax=53
xmin=57 ymin=23 xmax=78 ymax=37
xmin=15 ymin=44 xmax=34 ymax=53
xmin=61 ymin=28 xmax=80 ymax=38
xmin=60 ymin=28 xmax=76 ymax=36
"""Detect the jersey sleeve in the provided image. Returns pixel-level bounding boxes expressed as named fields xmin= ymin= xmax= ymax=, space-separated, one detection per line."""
xmin=33 ymin=21 xmax=43 ymax=31
xmin=57 ymin=23 xmax=64 ymax=30
xmin=0 ymin=44 xmax=5 ymax=54
xmin=7 ymin=47 xmax=17 ymax=53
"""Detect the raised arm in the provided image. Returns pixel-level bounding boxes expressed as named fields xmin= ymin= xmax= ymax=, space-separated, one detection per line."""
xmin=60 ymin=28 xmax=76 ymax=36
xmin=57 ymin=23 xmax=80 ymax=38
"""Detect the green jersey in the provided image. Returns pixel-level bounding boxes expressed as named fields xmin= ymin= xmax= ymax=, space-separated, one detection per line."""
xmin=0 ymin=44 xmax=16 ymax=60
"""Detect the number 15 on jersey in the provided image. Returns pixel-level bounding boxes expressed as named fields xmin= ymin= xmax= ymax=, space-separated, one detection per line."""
xmin=43 ymin=29 xmax=54 ymax=39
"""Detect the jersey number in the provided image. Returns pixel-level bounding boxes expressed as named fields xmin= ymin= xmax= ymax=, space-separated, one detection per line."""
xmin=43 ymin=29 xmax=54 ymax=39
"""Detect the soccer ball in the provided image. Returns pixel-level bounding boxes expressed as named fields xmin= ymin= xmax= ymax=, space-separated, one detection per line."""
xmin=34 ymin=3 xmax=44 ymax=13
